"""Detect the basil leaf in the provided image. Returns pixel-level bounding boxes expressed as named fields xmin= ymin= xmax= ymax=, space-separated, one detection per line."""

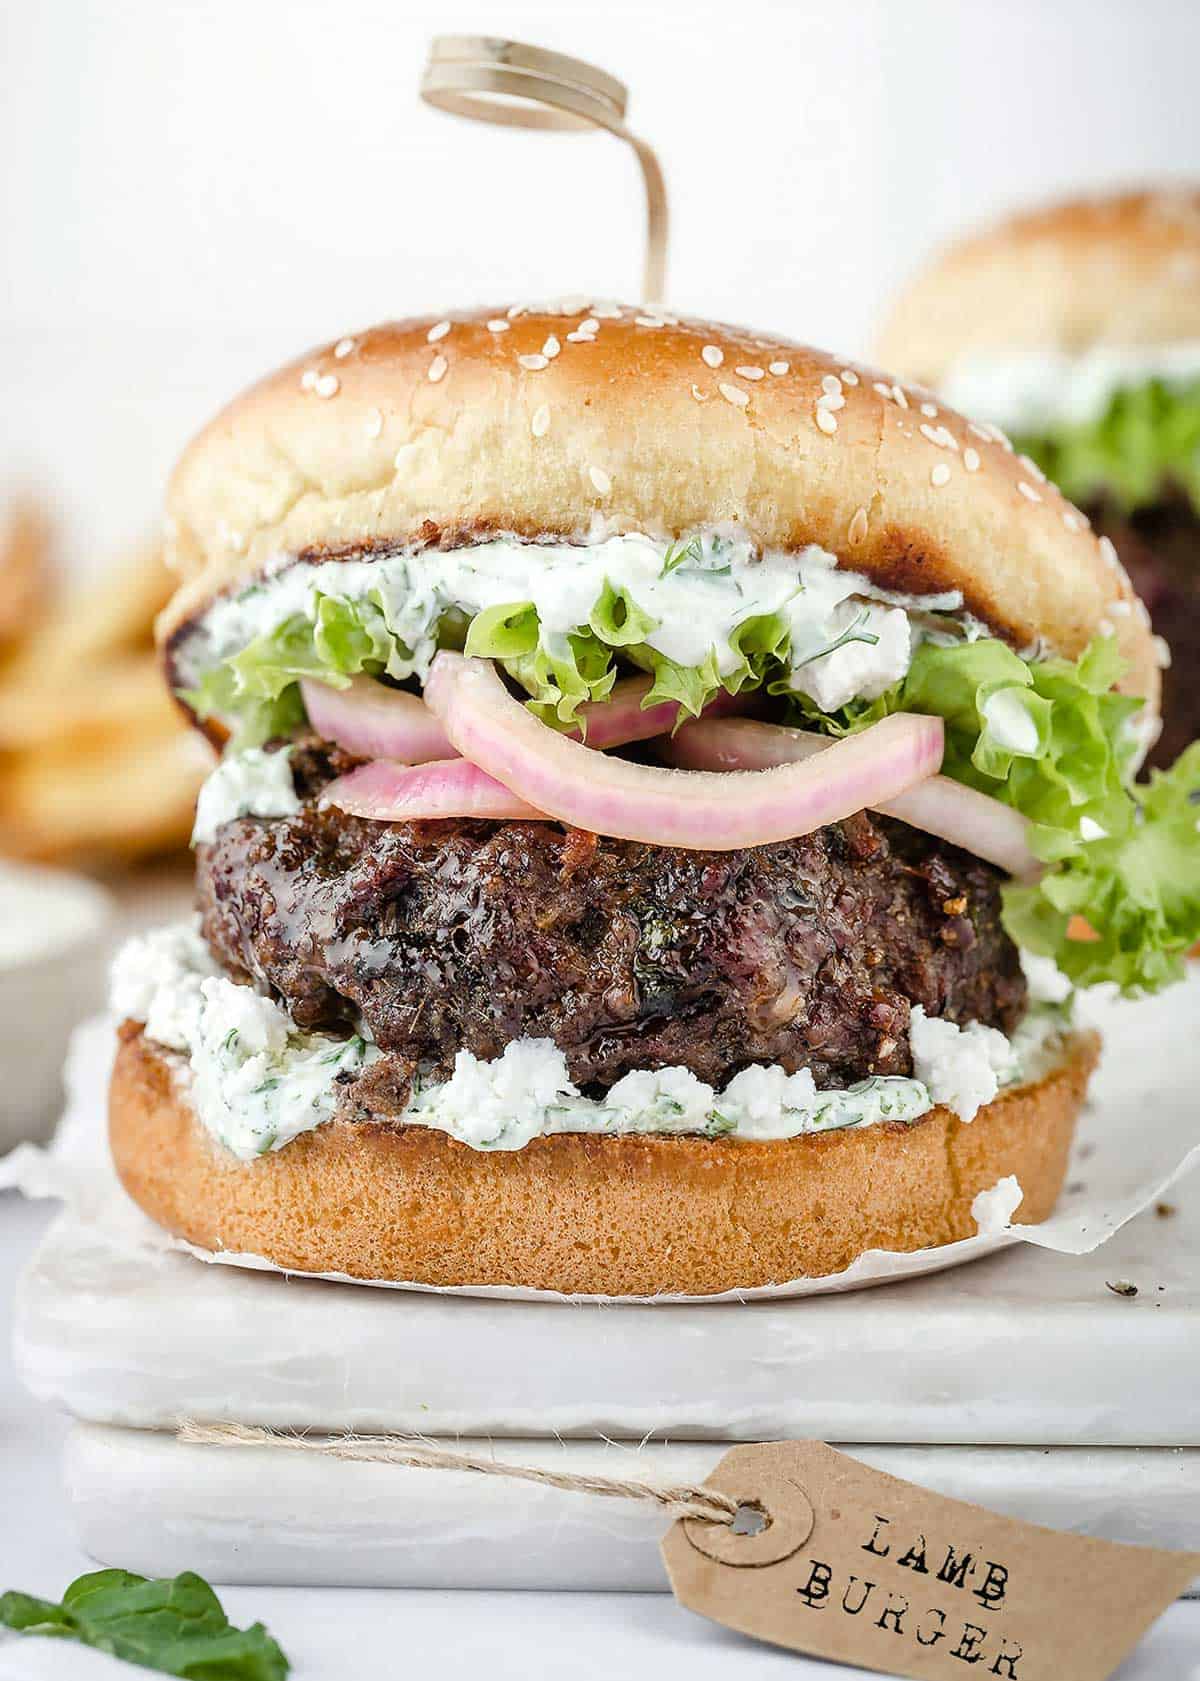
xmin=0 ymin=1569 xmax=289 ymax=1680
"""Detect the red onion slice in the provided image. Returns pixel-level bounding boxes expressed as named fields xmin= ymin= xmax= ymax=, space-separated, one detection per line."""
xmin=576 ymin=675 xmax=748 ymax=748
xmin=321 ymin=757 xmax=547 ymax=823
xmin=301 ymin=676 xmax=454 ymax=764
xmin=302 ymin=671 xmax=746 ymax=764
xmin=423 ymin=652 xmax=944 ymax=850
xmin=665 ymin=717 xmax=1039 ymax=878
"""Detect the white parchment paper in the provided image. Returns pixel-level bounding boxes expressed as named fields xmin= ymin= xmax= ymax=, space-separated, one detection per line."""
xmin=4 ymin=971 xmax=1198 ymax=1302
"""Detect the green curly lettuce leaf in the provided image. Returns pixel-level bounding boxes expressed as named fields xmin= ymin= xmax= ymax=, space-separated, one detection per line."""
xmin=183 ymin=590 xmax=418 ymax=747
xmin=1014 ymin=375 xmax=1200 ymax=513
xmin=792 ymin=634 xmax=1200 ymax=992
xmin=1004 ymin=743 xmax=1200 ymax=993
xmin=464 ymin=586 xmax=796 ymax=728
xmin=0 ymin=1568 xmax=288 ymax=1679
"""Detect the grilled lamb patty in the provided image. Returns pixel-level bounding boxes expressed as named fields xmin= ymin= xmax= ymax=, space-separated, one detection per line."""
xmin=196 ymin=742 xmax=1026 ymax=1103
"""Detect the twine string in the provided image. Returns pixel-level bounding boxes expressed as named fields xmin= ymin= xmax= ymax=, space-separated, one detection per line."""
xmin=420 ymin=35 xmax=668 ymax=304
xmin=178 ymin=1421 xmax=739 ymax=1528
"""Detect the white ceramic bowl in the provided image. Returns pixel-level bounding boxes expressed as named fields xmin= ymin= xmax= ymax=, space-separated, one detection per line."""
xmin=0 ymin=862 xmax=116 ymax=1150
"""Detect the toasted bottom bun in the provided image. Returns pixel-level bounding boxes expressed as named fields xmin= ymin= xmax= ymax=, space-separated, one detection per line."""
xmin=109 ymin=1023 xmax=1099 ymax=1297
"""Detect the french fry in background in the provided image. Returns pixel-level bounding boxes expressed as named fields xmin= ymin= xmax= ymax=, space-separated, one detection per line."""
xmin=0 ymin=498 xmax=211 ymax=868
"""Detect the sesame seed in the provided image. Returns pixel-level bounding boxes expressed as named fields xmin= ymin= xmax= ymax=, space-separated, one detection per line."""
xmin=591 ymin=302 xmax=623 ymax=319
xmin=542 ymin=335 xmax=561 ymax=359
xmin=1019 ymin=454 xmax=1046 ymax=482
xmin=736 ymin=365 xmax=765 ymax=380
xmin=365 ymin=408 xmax=383 ymax=439
xmin=588 ymin=466 xmax=612 ymax=494
xmin=768 ymin=360 xmax=790 ymax=376
xmin=719 ymin=382 xmax=750 ymax=408
xmin=313 ymin=372 xmax=340 ymax=398
xmin=1017 ymin=481 xmax=1041 ymax=502
xmin=815 ymin=406 xmax=838 ymax=435
xmin=506 ymin=304 xmax=526 ymax=319
xmin=840 ymin=368 xmax=859 ymax=386
xmin=920 ymin=422 xmax=957 ymax=450
xmin=817 ymin=390 xmax=845 ymax=411
xmin=634 ymin=315 xmax=663 ymax=327
xmin=427 ymin=355 xmax=447 ymax=384
xmin=1099 ymin=536 xmax=1121 ymax=570
xmin=1062 ymin=509 xmax=1082 ymax=531
xmin=1110 ymin=599 xmax=1132 ymax=616
xmin=891 ymin=384 xmax=909 ymax=410
xmin=968 ymin=422 xmax=993 ymax=442
xmin=701 ymin=344 xmax=724 ymax=368
xmin=1135 ymin=597 xmax=1151 ymax=627
xmin=821 ymin=374 xmax=843 ymax=396
xmin=487 ymin=319 xmax=510 ymax=333
xmin=920 ymin=401 xmax=938 ymax=418
xmin=1153 ymin=635 xmax=1172 ymax=668
xmin=690 ymin=384 xmax=707 ymax=402
xmin=873 ymin=381 xmax=893 ymax=400
xmin=931 ymin=462 xmax=951 ymax=487
xmin=565 ymin=330 xmax=593 ymax=343
xmin=427 ymin=320 xmax=451 ymax=343
xmin=552 ymin=294 xmax=589 ymax=314
xmin=963 ymin=447 xmax=981 ymax=472
xmin=531 ymin=404 xmax=551 ymax=438
xmin=334 ymin=336 xmax=356 ymax=359
xmin=300 ymin=368 xmax=318 ymax=391
xmin=518 ymin=353 xmax=549 ymax=371
xmin=848 ymin=507 xmax=869 ymax=545
xmin=579 ymin=317 xmax=599 ymax=334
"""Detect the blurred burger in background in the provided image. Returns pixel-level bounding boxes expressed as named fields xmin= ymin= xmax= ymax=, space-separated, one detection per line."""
xmin=877 ymin=187 xmax=1200 ymax=768
xmin=0 ymin=497 xmax=210 ymax=868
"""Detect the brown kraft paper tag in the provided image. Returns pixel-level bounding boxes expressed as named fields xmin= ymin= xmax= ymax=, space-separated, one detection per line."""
xmin=661 ymin=1442 xmax=1200 ymax=1680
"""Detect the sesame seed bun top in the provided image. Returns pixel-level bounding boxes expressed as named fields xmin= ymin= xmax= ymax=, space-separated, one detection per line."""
xmin=877 ymin=187 xmax=1200 ymax=386
xmin=160 ymin=301 xmax=1159 ymax=711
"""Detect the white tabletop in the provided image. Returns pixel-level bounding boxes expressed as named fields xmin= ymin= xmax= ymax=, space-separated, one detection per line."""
xmin=2 ymin=1198 xmax=1197 ymax=1679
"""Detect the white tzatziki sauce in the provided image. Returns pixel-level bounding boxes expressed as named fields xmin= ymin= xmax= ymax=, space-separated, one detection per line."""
xmin=939 ymin=342 xmax=1200 ymax=436
xmin=174 ymin=528 xmax=967 ymax=718
xmin=111 ymin=922 xmax=1068 ymax=1161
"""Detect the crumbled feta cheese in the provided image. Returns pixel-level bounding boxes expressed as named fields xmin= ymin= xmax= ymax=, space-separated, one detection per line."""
xmin=971 ymin=1175 xmax=1024 ymax=1234
xmin=192 ymin=746 xmax=300 ymax=846
xmin=909 ymin=1006 xmax=1015 ymax=1122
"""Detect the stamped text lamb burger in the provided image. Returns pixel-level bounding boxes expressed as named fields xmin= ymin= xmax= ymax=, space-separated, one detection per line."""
xmin=109 ymin=304 xmax=1200 ymax=1295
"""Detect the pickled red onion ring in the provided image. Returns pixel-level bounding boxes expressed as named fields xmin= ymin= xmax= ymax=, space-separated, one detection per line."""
xmin=665 ymin=716 xmax=1039 ymax=878
xmin=300 ymin=676 xmax=453 ymax=764
xmin=575 ymin=675 xmax=749 ymax=747
xmin=302 ymin=672 xmax=748 ymax=763
xmin=422 ymin=652 xmax=944 ymax=850
xmin=321 ymin=757 xmax=547 ymax=822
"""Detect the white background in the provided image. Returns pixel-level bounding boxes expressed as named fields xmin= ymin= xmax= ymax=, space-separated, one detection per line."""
xmin=3 ymin=0 xmax=1200 ymax=568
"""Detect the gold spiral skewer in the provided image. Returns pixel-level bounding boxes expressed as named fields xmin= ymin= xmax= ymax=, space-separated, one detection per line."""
xmin=420 ymin=35 xmax=668 ymax=305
